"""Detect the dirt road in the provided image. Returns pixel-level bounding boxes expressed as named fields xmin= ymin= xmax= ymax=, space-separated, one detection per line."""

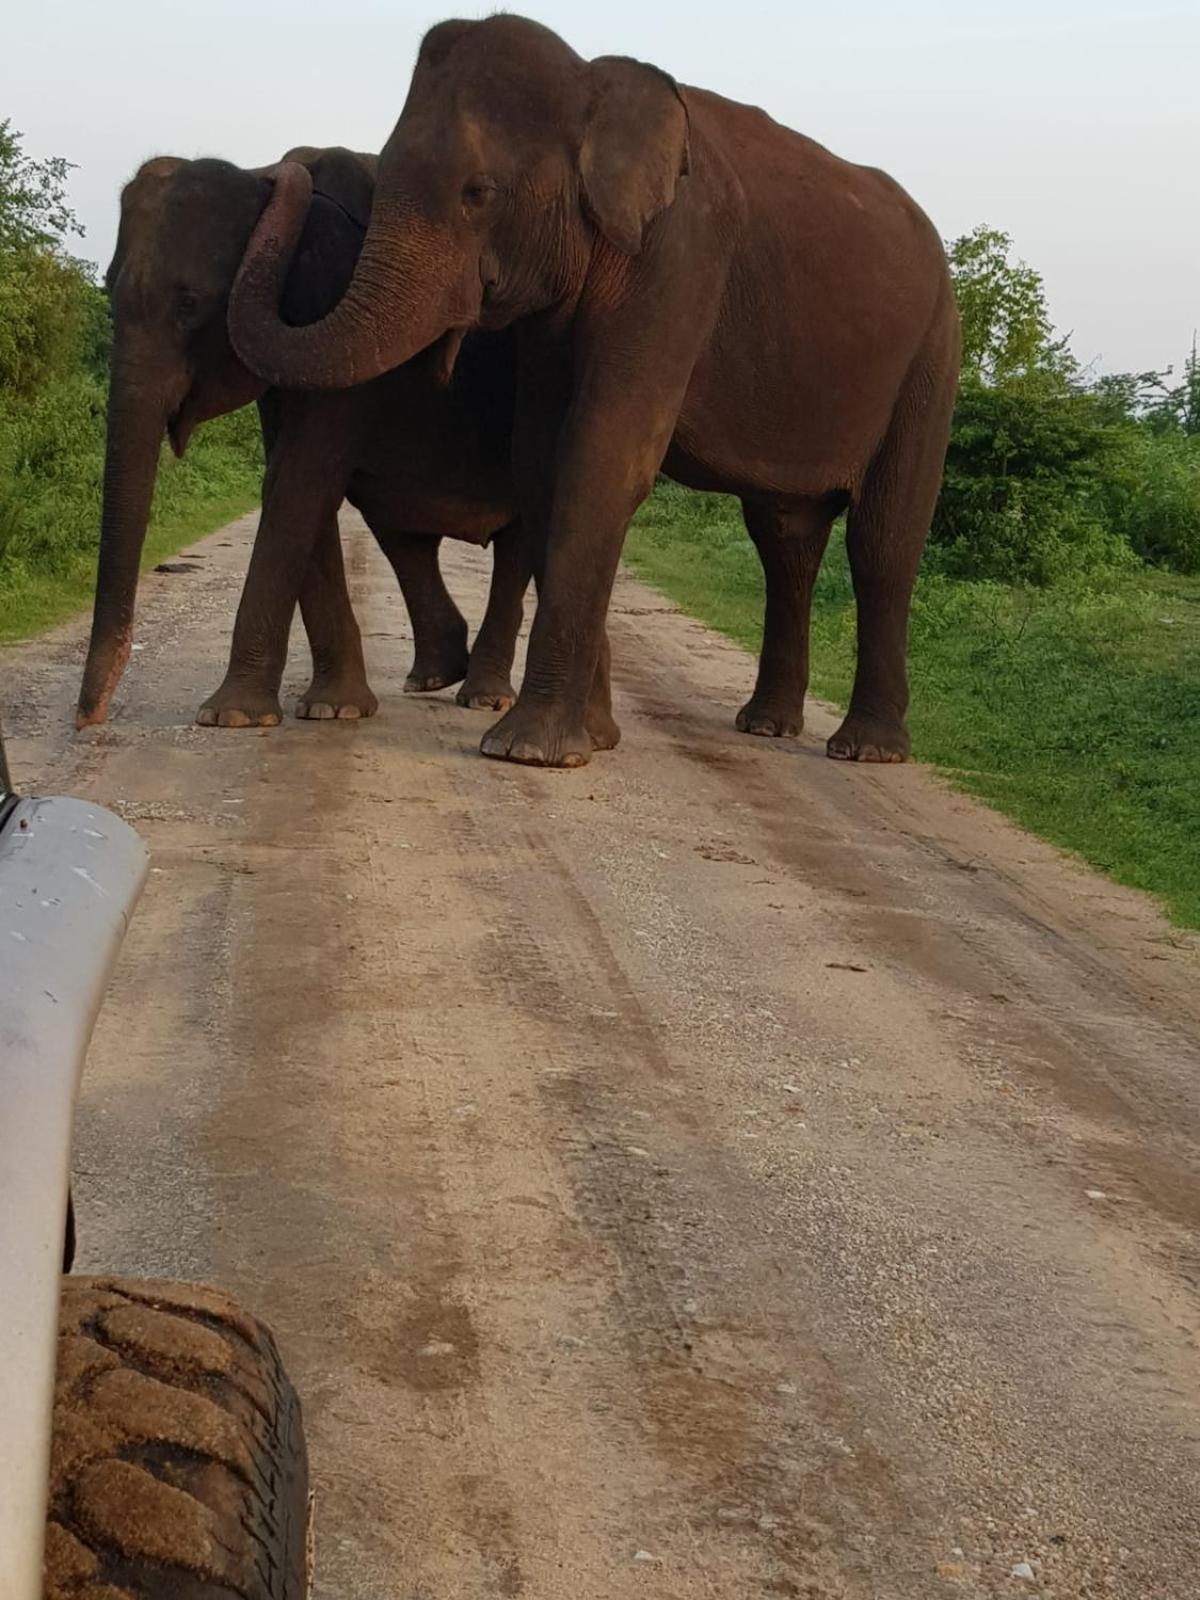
xmin=6 ymin=512 xmax=1200 ymax=1599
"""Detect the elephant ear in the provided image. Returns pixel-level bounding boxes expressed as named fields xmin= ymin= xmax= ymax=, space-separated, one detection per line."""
xmin=283 ymin=145 xmax=377 ymax=229
xmin=579 ymin=56 xmax=690 ymax=257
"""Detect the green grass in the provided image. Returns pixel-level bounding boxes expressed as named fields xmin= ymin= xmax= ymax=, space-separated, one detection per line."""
xmin=0 ymin=483 xmax=257 ymax=643
xmin=0 ymin=382 xmax=261 ymax=644
xmin=626 ymin=482 xmax=1200 ymax=930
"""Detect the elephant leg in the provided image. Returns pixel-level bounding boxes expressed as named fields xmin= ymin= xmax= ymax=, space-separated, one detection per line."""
xmin=457 ymin=521 xmax=531 ymax=712
xmin=584 ymin=626 xmax=620 ymax=751
xmin=198 ymin=399 xmax=349 ymax=728
xmin=294 ymin=519 xmax=379 ymax=721
xmin=509 ymin=530 xmax=617 ymax=747
xmin=479 ymin=326 xmax=698 ymax=768
xmin=735 ymin=497 xmax=838 ymax=739
xmin=479 ymin=416 xmax=663 ymax=769
xmin=371 ymin=531 xmax=470 ymax=693
xmin=829 ymin=334 xmax=958 ymax=763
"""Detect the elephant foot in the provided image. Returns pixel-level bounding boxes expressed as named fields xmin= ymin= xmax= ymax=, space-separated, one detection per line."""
xmin=827 ymin=711 xmax=910 ymax=764
xmin=735 ymin=697 xmax=803 ymax=739
xmin=457 ymin=668 xmax=516 ymax=713
xmin=404 ymin=634 xmax=470 ymax=695
xmin=197 ymin=681 xmax=283 ymax=729
xmin=480 ymin=702 xmax=595 ymax=768
xmin=585 ymin=701 xmax=621 ymax=752
xmin=296 ymin=675 xmax=379 ymax=722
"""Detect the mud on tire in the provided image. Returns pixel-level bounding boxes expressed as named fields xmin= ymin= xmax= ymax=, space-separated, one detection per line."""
xmin=45 ymin=1276 xmax=310 ymax=1599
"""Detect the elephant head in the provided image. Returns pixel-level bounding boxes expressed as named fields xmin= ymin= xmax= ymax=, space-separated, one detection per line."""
xmin=76 ymin=148 xmax=375 ymax=728
xmin=227 ymin=15 xmax=690 ymax=392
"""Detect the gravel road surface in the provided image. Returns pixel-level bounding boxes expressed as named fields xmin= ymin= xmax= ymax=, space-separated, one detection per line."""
xmin=6 ymin=512 xmax=1199 ymax=1599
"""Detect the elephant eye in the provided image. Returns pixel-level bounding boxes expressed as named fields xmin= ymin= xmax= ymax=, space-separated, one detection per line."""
xmin=176 ymin=289 xmax=202 ymax=317
xmin=462 ymin=176 xmax=498 ymax=210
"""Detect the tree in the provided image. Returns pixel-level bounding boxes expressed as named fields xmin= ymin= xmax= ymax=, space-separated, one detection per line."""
xmin=0 ymin=120 xmax=82 ymax=253
xmin=0 ymin=123 xmax=99 ymax=397
xmin=1147 ymin=336 xmax=1200 ymax=436
xmin=934 ymin=227 xmax=1135 ymax=582
xmin=948 ymin=225 xmax=1072 ymax=388
xmin=1091 ymin=339 xmax=1200 ymax=435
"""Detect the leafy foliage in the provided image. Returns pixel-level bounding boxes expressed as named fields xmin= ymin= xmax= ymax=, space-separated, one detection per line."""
xmin=949 ymin=226 xmax=1071 ymax=386
xmin=935 ymin=227 xmax=1200 ymax=582
xmin=932 ymin=379 xmax=1136 ymax=584
xmin=0 ymin=120 xmax=82 ymax=252
xmin=0 ymin=121 xmax=105 ymax=399
xmin=0 ymin=375 xmax=260 ymax=581
xmin=1104 ymin=424 xmax=1200 ymax=574
xmin=1092 ymin=340 xmax=1200 ymax=437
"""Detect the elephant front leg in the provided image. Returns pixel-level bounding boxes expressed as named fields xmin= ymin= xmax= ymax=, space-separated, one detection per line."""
xmin=295 ymin=521 xmax=379 ymax=720
xmin=583 ymin=628 xmax=621 ymax=751
xmin=196 ymin=517 xmax=297 ymax=728
xmin=198 ymin=403 xmax=349 ymax=728
xmin=479 ymin=258 xmax=721 ymax=769
xmin=372 ymin=531 xmax=470 ymax=693
xmin=480 ymin=420 xmax=669 ymax=769
xmin=457 ymin=521 xmax=531 ymax=712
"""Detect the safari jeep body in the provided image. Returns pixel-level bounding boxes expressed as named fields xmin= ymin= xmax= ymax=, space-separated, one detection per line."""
xmin=0 ymin=727 xmax=310 ymax=1600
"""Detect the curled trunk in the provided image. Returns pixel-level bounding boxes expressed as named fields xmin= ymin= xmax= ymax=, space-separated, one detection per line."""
xmin=228 ymin=161 xmax=469 ymax=392
xmin=76 ymin=371 xmax=170 ymax=728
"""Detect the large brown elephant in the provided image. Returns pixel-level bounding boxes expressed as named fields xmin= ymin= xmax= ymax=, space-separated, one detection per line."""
xmin=77 ymin=147 xmax=525 ymax=731
xmin=228 ymin=16 xmax=960 ymax=768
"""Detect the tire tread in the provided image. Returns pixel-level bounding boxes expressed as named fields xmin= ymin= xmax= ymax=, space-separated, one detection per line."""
xmin=45 ymin=1276 xmax=309 ymax=1600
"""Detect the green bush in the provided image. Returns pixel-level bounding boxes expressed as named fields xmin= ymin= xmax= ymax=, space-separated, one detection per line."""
xmin=0 ymin=247 xmax=99 ymax=398
xmin=0 ymin=120 xmax=103 ymax=400
xmin=0 ymin=372 xmax=105 ymax=573
xmin=1105 ymin=427 xmax=1200 ymax=574
xmin=940 ymin=228 xmax=1200 ymax=586
xmin=931 ymin=378 xmax=1137 ymax=585
xmin=0 ymin=374 xmax=261 ymax=586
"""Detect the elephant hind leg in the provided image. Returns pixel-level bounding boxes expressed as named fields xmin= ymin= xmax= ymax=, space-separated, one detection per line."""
xmin=829 ymin=323 xmax=959 ymax=764
xmin=295 ymin=518 xmax=379 ymax=721
xmin=458 ymin=520 xmax=531 ymax=713
xmin=735 ymin=497 xmax=840 ymax=739
xmin=372 ymin=530 xmax=470 ymax=693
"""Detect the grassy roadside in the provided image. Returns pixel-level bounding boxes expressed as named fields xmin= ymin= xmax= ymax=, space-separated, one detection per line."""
xmin=0 ymin=485 xmax=258 ymax=644
xmin=625 ymin=483 xmax=1200 ymax=930
xmin=0 ymin=392 xmax=261 ymax=645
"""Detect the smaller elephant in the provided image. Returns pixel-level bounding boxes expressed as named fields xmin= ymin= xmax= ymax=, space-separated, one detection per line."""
xmin=77 ymin=147 xmax=526 ymax=732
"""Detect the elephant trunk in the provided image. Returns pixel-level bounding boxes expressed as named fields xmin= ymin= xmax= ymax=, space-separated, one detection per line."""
xmin=76 ymin=354 xmax=174 ymax=728
xmin=228 ymin=161 xmax=469 ymax=391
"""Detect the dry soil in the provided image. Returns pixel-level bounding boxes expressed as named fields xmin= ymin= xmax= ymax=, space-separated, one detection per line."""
xmin=5 ymin=512 xmax=1200 ymax=1599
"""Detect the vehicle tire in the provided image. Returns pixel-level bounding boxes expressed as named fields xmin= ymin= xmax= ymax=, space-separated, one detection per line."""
xmin=44 ymin=1276 xmax=311 ymax=1599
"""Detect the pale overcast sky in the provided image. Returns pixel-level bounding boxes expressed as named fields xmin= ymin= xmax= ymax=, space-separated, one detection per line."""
xmin=4 ymin=0 xmax=1196 ymax=373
